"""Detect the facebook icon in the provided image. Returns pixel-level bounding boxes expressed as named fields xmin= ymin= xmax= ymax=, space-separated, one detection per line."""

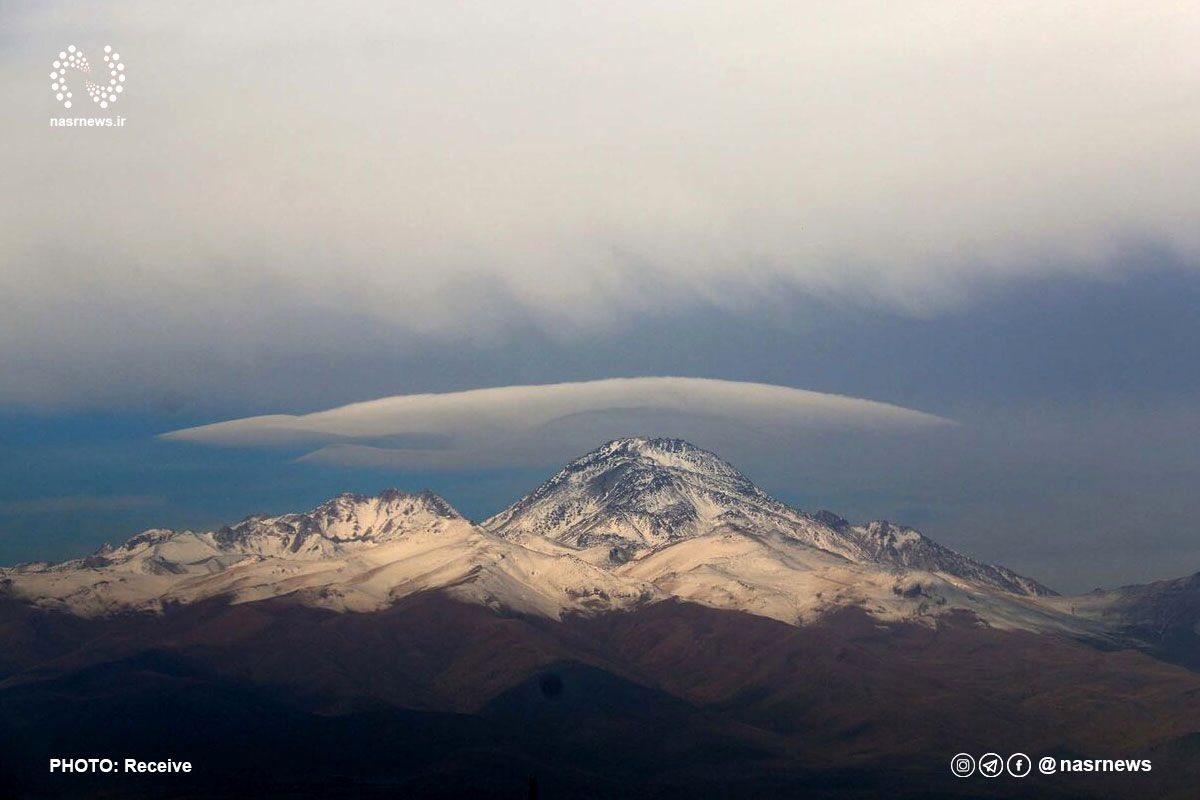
xmin=1006 ymin=753 xmax=1032 ymax=778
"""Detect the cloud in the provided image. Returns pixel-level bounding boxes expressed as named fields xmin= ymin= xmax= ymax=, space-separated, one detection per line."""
xmin=161 ymin=377 xmax=955 ymax=468
xmin=2 ymin=2 xmax=1199 ymax=407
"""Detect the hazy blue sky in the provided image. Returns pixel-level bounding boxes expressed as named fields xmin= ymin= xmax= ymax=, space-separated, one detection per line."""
xmin=2 ymin=2 xmax=1198 ymax=593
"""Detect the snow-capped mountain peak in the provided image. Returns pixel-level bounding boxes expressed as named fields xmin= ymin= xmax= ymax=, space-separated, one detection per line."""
xmin=212 ymin=488 xmax=464 ymax=555
xmin=2 ymin=440 xmax=1062 ymax=631
xmin=586 ymin=437 xmax=749 ymax=479
xmin=484 ymin=438 xmax=1056 ymax=597
xmin=483 ymin=437 xmax=802 ymax=551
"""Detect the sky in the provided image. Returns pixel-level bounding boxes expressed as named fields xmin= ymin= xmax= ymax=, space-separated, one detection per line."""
xmin=1 ymin=1 xmax=1199 ymax=593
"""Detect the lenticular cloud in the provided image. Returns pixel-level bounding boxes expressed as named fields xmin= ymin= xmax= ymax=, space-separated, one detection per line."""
xmin=162 ymin=377 xmax=955 ymax=469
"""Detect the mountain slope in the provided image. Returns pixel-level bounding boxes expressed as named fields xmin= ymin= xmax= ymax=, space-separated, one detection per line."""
xmin=484 ymin=438 xmax=849 ymax=555
xmin=1 ymin=439 xmax=1068 ymax=634
xmin=212 ymin=488 xmax=465 ymax=554
xmin=1046 ymin=572 xmax=1200 ymax=670
xmin=0 ymin=490 xmax=660 ymax=618
xmin=819 ymin=513 xmax=1054 ymax=597
xmin=484 ymin=437 xmax=1055 ymax=596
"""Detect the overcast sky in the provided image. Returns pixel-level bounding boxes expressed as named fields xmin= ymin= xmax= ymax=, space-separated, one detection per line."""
xmin=1 ymin=1 xmax=1199 ymax=593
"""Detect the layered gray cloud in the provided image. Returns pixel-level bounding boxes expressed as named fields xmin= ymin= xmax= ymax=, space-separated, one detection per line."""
xmin=2 ymin=1 xmax=1199 ymax=407
xmin=162 ymin=377 xmax=954 ymax=468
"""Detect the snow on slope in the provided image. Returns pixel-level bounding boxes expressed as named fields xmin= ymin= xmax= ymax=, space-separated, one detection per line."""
xmin=210 ymin=488 xmax=465 ymax=557
xmin=1 ymin=439 xmax=1086 ymax=634
xmin=485 ymin=437 xmax=1055 ymax=596
xmin=0 ymin=490 xmax=660 ymax=618
xmin=816 ymin=513 xmax=1054 ymax=597
xmin=617 ymin=529 xmax=1097 ymax=634
xmin=483 ymin=438 xmax=841 ymax=555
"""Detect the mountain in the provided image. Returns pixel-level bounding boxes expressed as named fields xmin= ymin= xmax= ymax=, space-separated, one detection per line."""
xmin=1 ymin=438 xmax=1066 ymax=632
xmin=485 ymin=437 xmax=1055 ymax=596
xmin=485 ymin=437 xmax=852 ymax=554
xmin=820 ymin=515 xmax=1054 ymax=596
xmin=212 ymin=488 xmax=465 ymax=553
xmin=0 ymin=488 xmax=659 ymax=618
xmin=4 ymin=438 xmax=1200 ymax=799
xmin=1053 ymin=571 xmax=1200 ymax=671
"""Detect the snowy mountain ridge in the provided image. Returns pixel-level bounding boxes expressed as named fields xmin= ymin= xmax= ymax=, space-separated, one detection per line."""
xmin=3 ymin=438 xmax=1084 ymax=633
xmin=209 ymin=488 xmax=463 ymax=555
xmin=484 ymin=437 xmax=1055 ymax=596
xmin=2 ymin=488 xmax=658 ymax=619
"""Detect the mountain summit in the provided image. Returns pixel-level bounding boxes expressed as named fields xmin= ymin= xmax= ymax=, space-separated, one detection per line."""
xmin=210 ymin=488 xmax=464 ymax=556
xmin=484 ymin=437 xmax=1054 ymax=596
xmin=484 ymin=437 xmax=811 ymax=551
